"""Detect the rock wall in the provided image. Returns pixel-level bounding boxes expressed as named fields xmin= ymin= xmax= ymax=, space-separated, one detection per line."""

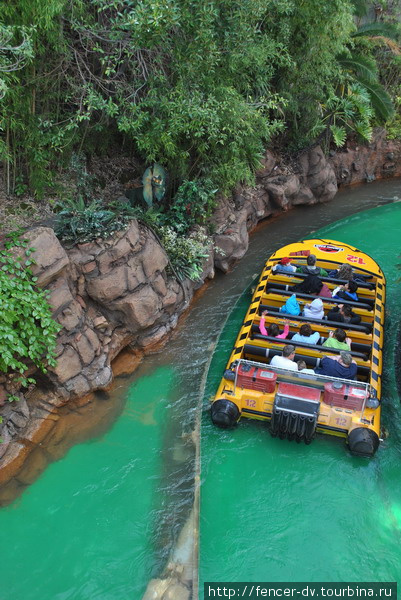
xmin=330 ymin=128 xmax=401 ymax=186
xmin=1 ymin=133 xmax=400 ymax=484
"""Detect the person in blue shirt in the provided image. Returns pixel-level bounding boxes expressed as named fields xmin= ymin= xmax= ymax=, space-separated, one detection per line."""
xmin=314 ymin=351 xmax=357 ymax=380
xmin=332 ymin=281 xmax=359 ymax=302
xmin=291 ymin=324 xmax=320 ymax=345
xmin=273 ymin=257 xmax=296 ymax=274
xmin=279 ymin=293 xmax=300 ymax=316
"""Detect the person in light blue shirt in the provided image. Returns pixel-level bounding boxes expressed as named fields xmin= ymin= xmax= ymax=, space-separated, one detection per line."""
xmin=273 ymin=257 xmax=296 ymax=274
xmin=291 ymin=324 xmax=320 ymax=345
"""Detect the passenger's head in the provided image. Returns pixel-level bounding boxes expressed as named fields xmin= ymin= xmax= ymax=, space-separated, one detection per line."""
xmin=268 ymin=323 xmax=280 ymax=337
xmin=346 ymin=281 xmax=358 ymax=294
xmin=279 ymin=257 xmax=292 ymax=266
xmin=341 ymin=305 xmax=353 ymax=317
xmin=334 ymin=328 xmax=346 ymax=343
xmin=300 ymin=324 xmax=313 ymax=337
xmin=339 ymin=351 xmax=352 ymax=366
xmin=307 ymin=254 xmax=317 ymax=266
xmin=337 ymin=264 xmax=353 ymax=280
xmin=303 ymin=275 xmax=323 ymax=295
xmin=297 ymin=360 xmax=307 ymax=371
xmin=283 ymin=344 xmax=295 ymax=359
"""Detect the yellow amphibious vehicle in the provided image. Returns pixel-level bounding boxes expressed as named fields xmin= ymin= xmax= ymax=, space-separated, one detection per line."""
xmin=211 ymin=239 xmax=385 ymax=456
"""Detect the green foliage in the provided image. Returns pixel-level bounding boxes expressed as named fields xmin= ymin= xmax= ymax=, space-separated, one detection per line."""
xmin=385 ymin=95 xmax=401 ymax=139
xmin=275 ymin=0 xmax=355 ymax=147
xmin=168 ymin=179 xmax=218 ymax=234
xmin=338 ymin=53 xmax=378 ymax=83
xmin=0 ymin=24 xmax=34 ymax=97
xmin=2 ymin=0 xmax=399 ymax=195
xmin=359 ymin=78 xmax=395 ymax=121
xmin=337 ymin=16 xmax=399 ymax=125
xmin=158 ymin=226 xmax=211 ymax=281
xmin=310 ymin=83 xmax=374 ymax=147
xmin=0 ymin=232 xmax=60 ymax=378
xmin=350 ymin=0 xmax=369 ymax=18
xmin=352 ymin=22 xmax=400 ymax=40
xmin=54 ymin=196 xmax=137 ymax=244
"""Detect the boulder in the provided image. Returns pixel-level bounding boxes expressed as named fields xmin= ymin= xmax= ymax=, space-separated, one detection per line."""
xmin=256 ymin=149 xmax=277 ymax=178
xmin=112 ymin=285 xmax=161 ymax=329
xmin=140 ymin=237 xmax=169 ymax=278
xmin=64 ymin=375 xmax=91 ymax=396
xmin=57 ymin=299 xmax=84 ymax=332
xmin=264 ymin=182 xmax=288 ymax=210
xmin=75 ymin=333 xmax=96 ymax=365
xmin=22 ymin=227 xmax=70 ymax=286
xmin=86 ymin=265 xmax=129 ymax=302
xmin=51 ymin=345 xmax=82 ymax=384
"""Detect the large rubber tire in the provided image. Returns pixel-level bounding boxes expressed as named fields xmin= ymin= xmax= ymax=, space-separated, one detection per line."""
xmin=211 ymin=399 xmax=240 ymax=429
xmin=348 ymin=427 xmax=380 ymax=457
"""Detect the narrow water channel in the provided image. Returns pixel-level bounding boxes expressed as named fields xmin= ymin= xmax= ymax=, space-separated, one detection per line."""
xmin=200 ymin=201 xmax=401 ymax=594
xmin=0 ymin=179 xmax=400 ymax=600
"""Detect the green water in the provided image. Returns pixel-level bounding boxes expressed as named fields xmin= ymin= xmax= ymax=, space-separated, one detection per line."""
xmin=0 ymin=367 xmax=174 ymax=600
xmin=199 ymin=202 xmax=401 ymax=592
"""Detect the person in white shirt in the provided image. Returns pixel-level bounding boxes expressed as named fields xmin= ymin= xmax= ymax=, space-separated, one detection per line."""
xmin=270 ymin=344 xmax=298 ymax=371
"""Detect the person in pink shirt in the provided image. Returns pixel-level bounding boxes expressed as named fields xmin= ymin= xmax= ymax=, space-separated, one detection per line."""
xmin=259 ymin=310 xmax=290 ymax=338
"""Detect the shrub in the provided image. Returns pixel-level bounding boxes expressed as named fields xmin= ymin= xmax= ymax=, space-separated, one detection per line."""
xmin=54 ymin=196 xmax=137 ymax=244
xmin=0 ymin=232 xmax=60 ymax=383
xmin=168 ymin=178 xmax=218 ymax=234
xmin=158 ymin=226 xmax=211 ymax=281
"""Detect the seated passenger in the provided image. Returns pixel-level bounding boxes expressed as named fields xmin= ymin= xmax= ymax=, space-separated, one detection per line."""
xmin=291 ymin=323 xmax=320 ymax=345
xmin=291 ymin=274 xmax=332 ymax=298
xmin=259 ymin=311 xmax=289 ymax=338
xmin=332 ymin=281 xmax=359 ymax=302
xmin=297 ymin=360 xmax=315 ymax=374
xmin=270 ymin=344 xmax=298 ymax=371
xmin=328 ymin=263 xmax=368 ymax=285
xmin=327 ymin=263 xmax=353 ymax=281
xmin=303 ymin=297 xmax=324 ymax=320
xmin=314 ymin=351 xmax=357 ymax=380
xmin=296 ymin=254 xmax=328 ymax=277
xmin=327 ymin=304 xmax=361 ymax=325
xmin=272 ymin=257 xmax=296 ymax=274
xmin=323 ymin=328 xmax=351 ymax=350
xmin=279 ymin=294 xmax=300 ymax=316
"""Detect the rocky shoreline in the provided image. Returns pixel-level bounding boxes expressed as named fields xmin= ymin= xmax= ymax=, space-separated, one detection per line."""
xmin=1 ymin=128 xmax=400 ymax=490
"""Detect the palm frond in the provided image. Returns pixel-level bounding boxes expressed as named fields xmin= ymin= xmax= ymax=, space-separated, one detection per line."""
xmin=338 ymin=52 xmax=378 ymax=83
xmin=358 ymin=78 xmax=395 ymax=121
xmin=352 ymin=22 xmax=400 ymax=41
